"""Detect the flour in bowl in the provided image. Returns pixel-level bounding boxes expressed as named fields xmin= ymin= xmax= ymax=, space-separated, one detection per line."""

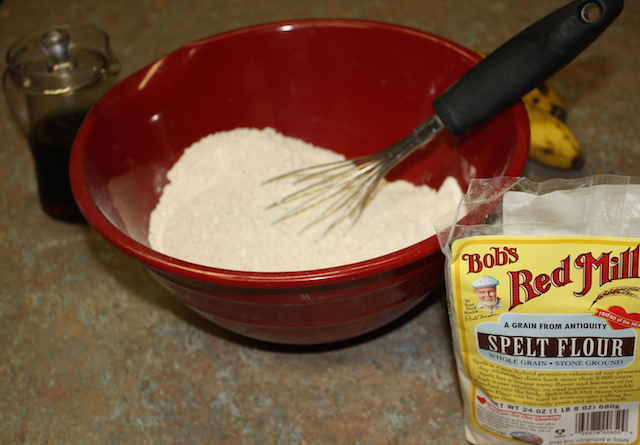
xmin=148 ymin=128 xmax=462 ymax=272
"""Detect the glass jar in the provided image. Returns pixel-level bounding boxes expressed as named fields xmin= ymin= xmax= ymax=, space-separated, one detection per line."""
xmin=3 ymin=25 xmax=120 ymax=222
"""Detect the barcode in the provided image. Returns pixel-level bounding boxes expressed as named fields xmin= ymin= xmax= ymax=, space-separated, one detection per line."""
xmin=575 ymin=409 xmax=629 ymax=433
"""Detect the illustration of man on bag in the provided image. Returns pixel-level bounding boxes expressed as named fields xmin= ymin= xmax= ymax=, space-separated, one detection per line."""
xmin=472 ymin=276 xmax=502 ymax=315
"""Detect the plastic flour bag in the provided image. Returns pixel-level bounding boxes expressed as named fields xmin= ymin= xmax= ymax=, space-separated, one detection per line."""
xmin=435 ymin=175 xmax=640 ymax=445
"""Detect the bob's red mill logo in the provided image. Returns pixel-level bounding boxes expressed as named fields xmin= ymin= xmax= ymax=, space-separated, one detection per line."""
xmin=461 ymin=245 xmax=640 ymax=311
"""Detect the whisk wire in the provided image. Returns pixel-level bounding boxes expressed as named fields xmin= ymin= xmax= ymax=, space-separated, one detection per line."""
xmin=267 ymin=155 xmax=383 ymax=230
xmin=265 ymin=116 xmax=445 ymax=233
xmin=305 ymin=157 xmax=388 ymax=233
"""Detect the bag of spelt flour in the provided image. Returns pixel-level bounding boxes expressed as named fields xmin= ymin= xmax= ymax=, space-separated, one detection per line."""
xmin=435 ymin=175 xmax=640 ymax=445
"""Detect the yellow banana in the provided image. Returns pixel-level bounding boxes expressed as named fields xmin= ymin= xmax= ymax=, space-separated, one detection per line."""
xmin=526 ymin=102 xmax=584 ymax=170
xmin=522 ymin=83 xmax=568 ymax=121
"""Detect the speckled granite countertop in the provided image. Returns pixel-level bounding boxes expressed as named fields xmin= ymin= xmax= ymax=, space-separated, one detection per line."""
xmin=1 ymin=1 xmax=639 ymax=443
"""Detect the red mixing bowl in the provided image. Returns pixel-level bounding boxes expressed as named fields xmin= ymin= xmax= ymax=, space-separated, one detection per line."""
xmin=70 ymin=19 xmax=529 ymax=344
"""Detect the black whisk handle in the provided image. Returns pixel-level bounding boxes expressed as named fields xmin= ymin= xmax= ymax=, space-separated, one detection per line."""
xmin=433 ymin=0 xmax=623 ymax=137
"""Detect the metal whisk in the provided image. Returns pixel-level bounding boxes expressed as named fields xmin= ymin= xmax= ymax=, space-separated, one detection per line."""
xmin=266 ymin=0 xmax=622 ymax=233
xmin=266 ymin=117 xmax=445 ymax=233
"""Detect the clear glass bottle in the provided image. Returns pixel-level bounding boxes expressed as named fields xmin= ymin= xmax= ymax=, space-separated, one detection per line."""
xmin=3 ymin=25 xmax=120 ymax=222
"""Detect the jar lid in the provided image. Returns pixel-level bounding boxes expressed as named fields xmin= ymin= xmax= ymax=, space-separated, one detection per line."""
xmin=5 ymin=25 xmax=120 ymax=95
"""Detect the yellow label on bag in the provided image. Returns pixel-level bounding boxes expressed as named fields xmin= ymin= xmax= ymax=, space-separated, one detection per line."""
xmin=450 ymin=235 xmax=640 ymax=444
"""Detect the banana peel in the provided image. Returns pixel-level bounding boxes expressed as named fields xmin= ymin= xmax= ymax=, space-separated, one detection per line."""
xmin=522 ymin=84 xmax=568 ymax=121
xmin=474 ymin=49 xmax=583 ymax=170
xmin=526 ymin=102 xmax=584 ymax=170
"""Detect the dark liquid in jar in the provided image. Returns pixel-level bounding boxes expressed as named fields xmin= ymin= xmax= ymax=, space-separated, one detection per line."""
xmin=27 ymin=111 xmax=88 ymax=222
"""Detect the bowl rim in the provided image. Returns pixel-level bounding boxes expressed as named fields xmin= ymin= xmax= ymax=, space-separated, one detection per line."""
xmin=71 ymin=18 xmax=530 ymax=289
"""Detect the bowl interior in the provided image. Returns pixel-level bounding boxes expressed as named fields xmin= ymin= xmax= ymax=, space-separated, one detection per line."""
xmin=71 ymin=19 xmax=529 ymax=281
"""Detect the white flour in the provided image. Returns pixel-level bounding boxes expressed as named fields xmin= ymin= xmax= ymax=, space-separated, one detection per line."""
xmin=149 ymin=128 xmax=462 ymax=272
